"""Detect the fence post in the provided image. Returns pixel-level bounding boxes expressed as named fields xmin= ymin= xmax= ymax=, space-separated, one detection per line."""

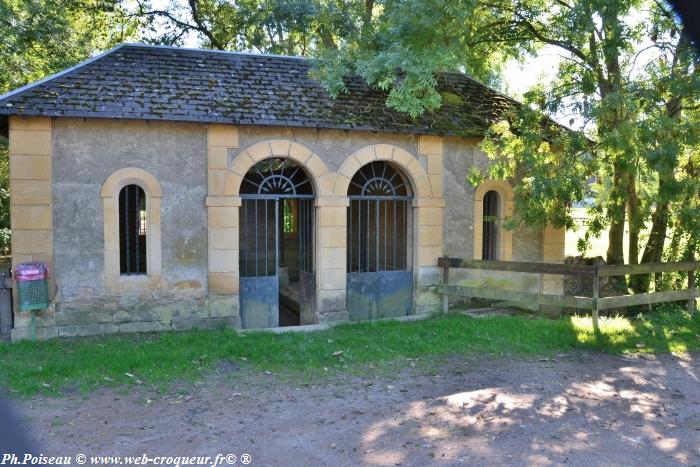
xmin=689 ymin=268 xmax=696 ymax=315
xmin=441 ymin=256 xmax=450 ymax=313
xmin=592 ymin=263 xmax=600 ymax=332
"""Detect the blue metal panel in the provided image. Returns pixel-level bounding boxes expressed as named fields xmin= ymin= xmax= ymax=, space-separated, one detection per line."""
xmin=240 ymin=275 xmax=279 ymax=329
xmin=378 ymin=270 xmax=413 ymax=318
xmin=347 ymin=270 xmax=412 ymax=321
xmin=347 ymin=272 xmax=374 ymax=321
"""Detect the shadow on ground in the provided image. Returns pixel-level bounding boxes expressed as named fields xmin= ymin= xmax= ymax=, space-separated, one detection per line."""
xmin=17 ymin=346 xmax=700 ymax=466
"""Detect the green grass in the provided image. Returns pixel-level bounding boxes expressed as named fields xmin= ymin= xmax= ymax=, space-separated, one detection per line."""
xmin=1 ymin=309 xmax=699 ymax=397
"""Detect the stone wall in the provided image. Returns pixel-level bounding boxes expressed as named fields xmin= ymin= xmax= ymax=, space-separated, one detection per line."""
xmin=8 ymin=117 xmax=565 ymax=339
xmin=42 ymin=118 xmax=235 ymax=338
xmin=440 ymin=135 xmax=566 ymax=311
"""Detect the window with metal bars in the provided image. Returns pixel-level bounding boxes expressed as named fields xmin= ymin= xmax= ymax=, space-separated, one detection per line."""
xmin=482 ymin=190 xmax=499 ymax=260
xmin=119 ymin=184 xmax=147 ymax=275
xmin=347 ymin=161 xmax=413 ymax=273
xmin=239 ymin=158 xmax=315 ymax=278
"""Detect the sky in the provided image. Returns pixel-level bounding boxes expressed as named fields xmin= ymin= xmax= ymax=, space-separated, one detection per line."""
xmin=503 ymin=46 xmax=561 ymax=100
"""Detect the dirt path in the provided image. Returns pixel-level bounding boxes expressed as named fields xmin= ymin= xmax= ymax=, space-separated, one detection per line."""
xmin=15 ymin=352 xmax=700 ymax=466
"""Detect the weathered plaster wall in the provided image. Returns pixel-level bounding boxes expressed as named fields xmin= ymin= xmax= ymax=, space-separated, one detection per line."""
xmin=236 ymin=126 xmax=421 ymax=174
xmin=442 ymin=136 xmax=543 ymax=261
xmin=48 ymin=119 xmax=232 ymax=336
xmin=441 ymin=136 xmax=546 ymax=301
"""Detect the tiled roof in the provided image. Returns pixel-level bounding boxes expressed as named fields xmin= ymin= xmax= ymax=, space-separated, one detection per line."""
xmin=0 ymin=43 xmax=520 ymax=136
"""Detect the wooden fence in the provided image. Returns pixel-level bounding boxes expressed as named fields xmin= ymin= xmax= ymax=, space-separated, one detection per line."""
xmin=436 ymin=257 xmax=699 ymax=330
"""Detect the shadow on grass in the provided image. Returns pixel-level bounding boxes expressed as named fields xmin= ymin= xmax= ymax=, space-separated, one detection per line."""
xmin=0 ymin=309 xmax=698 ymax=397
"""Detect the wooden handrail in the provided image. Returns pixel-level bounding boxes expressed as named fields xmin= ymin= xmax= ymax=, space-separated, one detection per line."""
xmin=437 ymin=256 xmax=699 ymax=330
xmin=436 ymin=257 xmax=596 ymax=276
xmin=598 ymin=261 xmax=700 ymax=277
xmin=437 ymin=257 xmax=700 ymax=277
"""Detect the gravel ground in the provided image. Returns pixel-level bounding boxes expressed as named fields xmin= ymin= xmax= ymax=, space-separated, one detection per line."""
xmin=14 ymin=352 xmax=700 ymax=466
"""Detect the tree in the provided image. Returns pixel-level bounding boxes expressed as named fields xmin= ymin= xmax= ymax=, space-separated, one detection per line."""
xmin=0 ymin=0 xmax=139 ymax=254
xmin=127 ymin=0 xmax=359 ymax=56
xmin=0 ymin=0 xmax=138 ymax=94
xmin=315 ymin=0 xmax=699 ymax=291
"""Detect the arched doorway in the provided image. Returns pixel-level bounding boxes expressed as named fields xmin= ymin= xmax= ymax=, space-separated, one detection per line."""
xmin=239 ymin=158 xmax=315 ymax=328
xmin=346 ymin=161 xmax=414 ymax=320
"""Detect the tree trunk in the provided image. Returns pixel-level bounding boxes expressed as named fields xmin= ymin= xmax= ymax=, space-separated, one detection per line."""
xmin=634 ymin=177 xmax=670 ymax=292
xmin=606 ymin=160 xmax=628 ymax=292
xmin=627 ymin=171 xmax=645 ymax=291
xmin=627 ymin=172 xmax=641 ymax=265
xmin=606 ymin=162 xmax=627 ymax=266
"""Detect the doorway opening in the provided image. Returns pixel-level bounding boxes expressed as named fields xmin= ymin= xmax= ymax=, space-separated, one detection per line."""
xmin=346 ymin=161 xmax=414 ymax=321
xmin=239 ymin=158 xmax=316 ymax=329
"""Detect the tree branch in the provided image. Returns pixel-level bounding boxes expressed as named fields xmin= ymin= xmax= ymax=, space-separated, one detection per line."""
xmin=186 ymin=0 xmax=223 ymax=50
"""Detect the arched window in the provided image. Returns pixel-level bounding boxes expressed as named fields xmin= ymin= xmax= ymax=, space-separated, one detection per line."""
xmin=119 ymin=185 xmax=147 ymax=274
xmin=347 ymin=161 xmax=413 ymax=272
xmin=101 ymin=167 xmax=162 ymax=290
xmin=482 ymin=190 xmax=499 ymax=260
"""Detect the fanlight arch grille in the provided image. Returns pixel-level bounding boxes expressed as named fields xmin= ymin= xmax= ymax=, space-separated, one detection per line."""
xmin=348 ymin=161 xmax=410 ymax=198
xmin=240 ymin=157 xmax=314 ymax=197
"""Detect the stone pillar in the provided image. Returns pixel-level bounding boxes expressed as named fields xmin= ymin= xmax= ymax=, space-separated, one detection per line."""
xmin=9 ymin=116 xmax=57 ymax=340
xmin=415 ymin=135 xmax=445 ymax=315
xmin=414 ymin=198 xmax=446 ymax=314
xmin=205 ymin=124 xmax=241 ymax=324
xmin=207 ymin=124 xmax=238 ymax=196
xmin=420 ymin=135 xmax=444 ymax=200
xmin=541 ymin=224 xmax=566 ymax=315
xmin=315 ymin=196 xmax=349 ymax=323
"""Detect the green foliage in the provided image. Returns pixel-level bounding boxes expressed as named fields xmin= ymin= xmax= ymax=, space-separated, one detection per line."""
xmin=313 ymin=0 xmax=698 ymax=269
xmin=0 ymin=139 xmax=9 ymax=255
xmin=475 ymin=1 xmax=699 ymax=263
xmin=478 ymin=112 xmax=593 ymax=230
xmin=0 ymin=0 xmax=139 ymax=94
xmin=314 ymin=0 xmax=522 ymax=117
xmin=130 ymin=0 xmax=359 ymax=56
xmin=1 ymin=311 xmax=698 ymax=397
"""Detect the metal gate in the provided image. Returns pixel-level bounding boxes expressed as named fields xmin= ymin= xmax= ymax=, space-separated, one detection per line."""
xmin=239 ymin=158 xmax=315 ymax=329
xmin=347 ymin=161 xmax=413 ymax=321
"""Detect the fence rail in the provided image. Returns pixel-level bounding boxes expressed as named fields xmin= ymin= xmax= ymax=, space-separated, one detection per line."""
xmin=436 ymin=256 xmax=699 ymax=330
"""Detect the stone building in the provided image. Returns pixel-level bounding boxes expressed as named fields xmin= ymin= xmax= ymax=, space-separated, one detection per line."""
xmin=0 ymin=44 xmax=564 ymax=340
